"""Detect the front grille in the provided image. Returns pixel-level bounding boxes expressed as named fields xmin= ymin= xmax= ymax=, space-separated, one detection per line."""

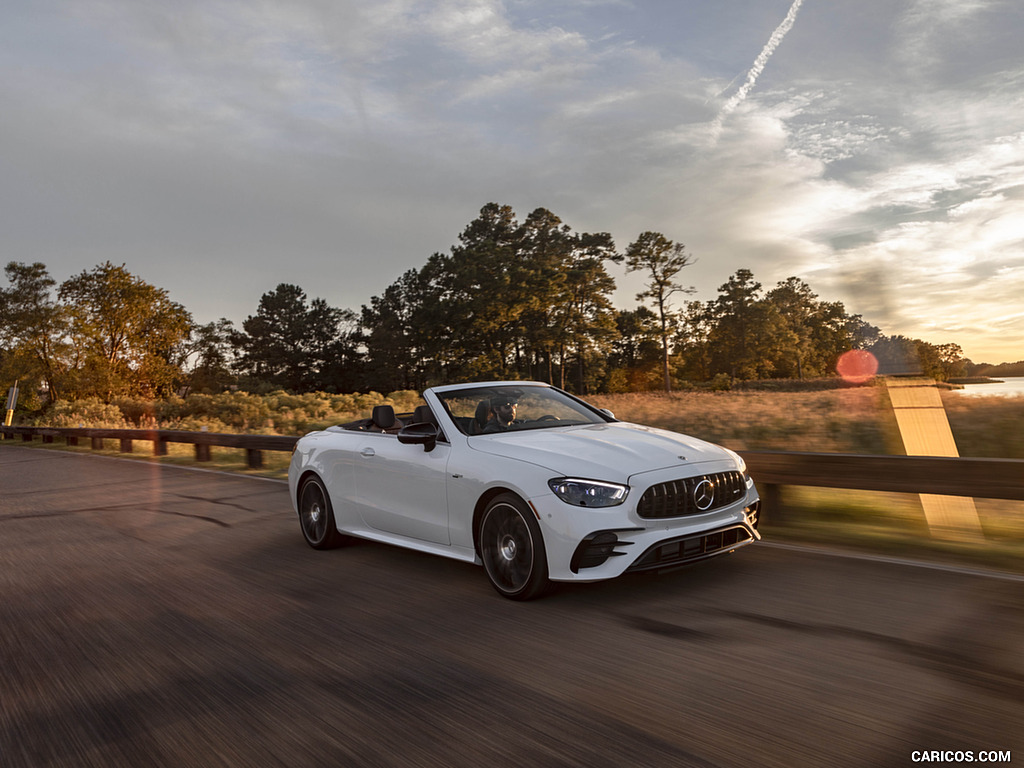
xmin=627 ymin=525 xmax=755 ymax=572
xmin=637 ymin=471 xmax=746 ymax=519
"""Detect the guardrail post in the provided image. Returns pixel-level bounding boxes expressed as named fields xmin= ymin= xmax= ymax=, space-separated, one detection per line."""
xmin=91 ymin=437 xmax=104 ymax=450
xmin=67 ymin=436 xmax=78 ymax=446
xmin=153 ymin=438 xmax=167 ymax=456
xmin=43 ymin=434 xmax=54 ymax=444
xmin=246 ymin=448 xmax=264 ymax=469
xmin=119 ymin=438 xmax=133 ymax=453
xmin=22 ymin=433 xmax=33 ymax=442
xmin=195 ymin=444 xmax=211 ymax=462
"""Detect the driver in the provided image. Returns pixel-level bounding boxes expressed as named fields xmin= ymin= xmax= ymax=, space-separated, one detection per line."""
xmin=481 ymin=395 xmax=520 ymax=433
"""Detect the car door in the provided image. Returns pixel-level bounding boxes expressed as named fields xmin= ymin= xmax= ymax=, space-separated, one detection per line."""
xmin=351 ymin=433 xmax=452 ymax=545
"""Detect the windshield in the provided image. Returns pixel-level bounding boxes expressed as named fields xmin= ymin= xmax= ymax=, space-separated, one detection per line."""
xmin=436 ymin=385 xmax=610 ymax=436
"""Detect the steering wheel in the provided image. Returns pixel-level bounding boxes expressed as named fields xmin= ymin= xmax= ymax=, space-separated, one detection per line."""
xmin=536 ymin=414 xmax=560 ymax=422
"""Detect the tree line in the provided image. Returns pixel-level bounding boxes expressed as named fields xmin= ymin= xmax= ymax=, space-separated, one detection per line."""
xmin=1 ymin=203 xmax=976 ymax=409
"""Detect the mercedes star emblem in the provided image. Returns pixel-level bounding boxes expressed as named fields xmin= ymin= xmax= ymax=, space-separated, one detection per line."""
xmin=692 ymin=478 xmax=715 ymax=511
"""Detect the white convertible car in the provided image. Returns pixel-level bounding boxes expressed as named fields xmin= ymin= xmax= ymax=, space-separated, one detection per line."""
xmin=288 ymin=381 xmax=760 ymax=600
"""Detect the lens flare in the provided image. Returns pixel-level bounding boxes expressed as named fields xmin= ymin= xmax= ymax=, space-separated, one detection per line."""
xmin=836 ymin=350 xmax=879 ymax=383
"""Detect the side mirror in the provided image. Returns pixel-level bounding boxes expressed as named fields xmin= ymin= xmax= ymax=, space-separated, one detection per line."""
xmin=599 ymin=408 xmax=615 ymax=420
xmin=398 ymin=422 xmax=439 ymax=452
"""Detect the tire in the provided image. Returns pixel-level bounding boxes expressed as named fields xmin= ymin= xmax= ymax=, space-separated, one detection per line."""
xmin=298 ymin=476 xmax=344 ymax=550
xmin=479 ymin=493 xmax=549 ymax=600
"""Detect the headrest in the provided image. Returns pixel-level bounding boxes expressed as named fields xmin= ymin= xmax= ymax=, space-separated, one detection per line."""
xmin=413 ymin=405 xmax=436 ymax=425
xmin=371 ymin=405 xmax=397 ymax=428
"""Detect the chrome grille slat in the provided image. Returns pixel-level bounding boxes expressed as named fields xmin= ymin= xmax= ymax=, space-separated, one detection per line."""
xmin=637 ymin=471 xmax=746 ymax=519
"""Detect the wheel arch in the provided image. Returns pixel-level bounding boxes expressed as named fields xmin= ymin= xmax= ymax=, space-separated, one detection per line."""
xmin=294 ymin=469 xmax=324 ymax=514
xmin=472 ymin=486 xmax=524 ymax=554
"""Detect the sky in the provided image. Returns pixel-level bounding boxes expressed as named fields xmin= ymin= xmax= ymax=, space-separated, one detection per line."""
xmin=2 ymin=0 xmax=1023 ymax=364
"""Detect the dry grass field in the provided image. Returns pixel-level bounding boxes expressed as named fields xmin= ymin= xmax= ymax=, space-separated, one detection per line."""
xmin=593 ymin=386 xmax=1024 ymax=459
xmin=588 ymin=386 xmax=897 ymax=455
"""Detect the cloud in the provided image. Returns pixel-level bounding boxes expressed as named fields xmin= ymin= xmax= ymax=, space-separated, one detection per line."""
xmin=709 ymin=0 xmax=806 ymax=143
xmin=2 ymin=0 xmax=1023 ymax=364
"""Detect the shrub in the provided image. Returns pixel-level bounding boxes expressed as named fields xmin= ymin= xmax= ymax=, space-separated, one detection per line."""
xmin=42 ymin=397 xmax=128 ymax=429
xmin=708 ymin=373 xmax=733 ymax=392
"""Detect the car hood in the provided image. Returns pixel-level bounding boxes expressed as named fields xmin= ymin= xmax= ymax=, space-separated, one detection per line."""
xmin=468 ymin=422 xmax=733 ymax=482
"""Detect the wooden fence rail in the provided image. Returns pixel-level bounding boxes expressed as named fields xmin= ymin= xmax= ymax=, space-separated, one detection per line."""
xmin=3 ymin=428 xmax=1023 ymax=514
xmin=739 ymin=450 xmax=1024 ymax=523
xmin=0 ymin=425 xmax=297 ymax=468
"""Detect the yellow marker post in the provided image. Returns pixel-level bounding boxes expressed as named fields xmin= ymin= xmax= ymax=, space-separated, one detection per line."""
xmin=885 ymin=378 xmax=983 ymax=541
xmin=4 ymin=381 xmax=18 ymax=427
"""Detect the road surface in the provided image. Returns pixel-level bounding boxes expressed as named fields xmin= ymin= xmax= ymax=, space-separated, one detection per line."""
xmin=1 ymin=444 xmax=1020 ymax=767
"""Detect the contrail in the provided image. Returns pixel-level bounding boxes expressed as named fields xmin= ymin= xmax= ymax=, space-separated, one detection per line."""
xmin=709 ymin=0 xmax=806 ymax=142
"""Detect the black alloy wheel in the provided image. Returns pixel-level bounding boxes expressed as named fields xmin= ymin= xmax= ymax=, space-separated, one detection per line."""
xmin=298 ymin=476 xmax=344 ymax=549
xmin=479 ymin=493 xmax=549 ymax=600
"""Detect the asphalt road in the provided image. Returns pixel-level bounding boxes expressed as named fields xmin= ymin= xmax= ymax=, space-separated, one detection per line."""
xmin=1 ymin=444 xmax=1021 ymax=768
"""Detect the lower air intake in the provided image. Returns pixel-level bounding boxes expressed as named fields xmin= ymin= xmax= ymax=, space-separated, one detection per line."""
xmin=627 ymin=525 xmax=755 ymax=573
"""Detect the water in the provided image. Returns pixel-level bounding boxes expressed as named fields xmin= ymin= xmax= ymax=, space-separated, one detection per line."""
xmin=955 ymin=376 xmax=1024 ymax=398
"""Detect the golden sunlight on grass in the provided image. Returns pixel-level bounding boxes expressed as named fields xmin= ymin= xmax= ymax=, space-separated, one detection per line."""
xmin=589 ymin=387 xmax=898 ymax=454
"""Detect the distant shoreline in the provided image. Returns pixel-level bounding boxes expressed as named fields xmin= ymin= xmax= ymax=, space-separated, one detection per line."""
xmin=948 ymin=377 xmax=1006 ymax=385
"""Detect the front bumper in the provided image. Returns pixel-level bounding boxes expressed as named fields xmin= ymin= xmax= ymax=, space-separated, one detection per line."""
xmin=624 ymin=517 xmax=759 ymax=573
xmin=531 ymin=473 xmax=761 ymax=583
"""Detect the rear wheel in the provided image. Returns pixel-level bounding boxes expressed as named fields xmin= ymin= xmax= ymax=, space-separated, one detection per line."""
xmin=479 ymin=493 xmax=549 ymax=600
xmin=298 ymin=476 xmax=344 ymax=549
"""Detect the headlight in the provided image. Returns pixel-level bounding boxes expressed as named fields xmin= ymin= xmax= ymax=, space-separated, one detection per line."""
xmin=548 ymin=478 xmax=629 ymax=507
xmin=725 ymin=449 xmax=754 ymax=488
xmin=724 ymin=447 xmax=746 ymax=475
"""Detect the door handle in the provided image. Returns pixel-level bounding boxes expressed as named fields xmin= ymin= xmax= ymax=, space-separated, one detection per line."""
xmin=360 ymin=447 xmax=375 ymax=458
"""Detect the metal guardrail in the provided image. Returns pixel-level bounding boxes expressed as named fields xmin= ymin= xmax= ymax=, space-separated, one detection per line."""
xmin=3 ymin=427 xmax=1022 ymax=509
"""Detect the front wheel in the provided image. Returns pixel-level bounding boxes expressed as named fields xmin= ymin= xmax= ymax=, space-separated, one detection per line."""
xmin=298 ymin=476 xmax=344 ymax=549
xmin=479 ymin=493 xmax=549 ymax=600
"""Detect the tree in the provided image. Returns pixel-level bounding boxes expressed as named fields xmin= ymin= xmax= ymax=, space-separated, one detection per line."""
xmin=440 ymin=203 xmax=527 ymax=380
xmin=0 ymin=262 xmax=70 ymax=401
xmin=234 ymin=284 xmax=356 ymax=391
xmin=624 ymin=232 xmax=694 ymax=392
xmin=609 ymin=307 xmax=663 ymax=391
xmin=360 ymin=268 xmax=433 ymax=391
xmin=181 ymin=318 xmax=237 ymax=394
xmin=705 ymin=269 xmax=767 ymax=379
xmin=517 ymin=210 xmax=619 ymax=391
xmin=517 ymin=207 xmax=574 ymax=384
xmin=562 ymin=249 xmax=619 ymax=393
xmin=674 ymin=300 xmax=716 ymax=382
xmin=308 ymin=298 xmax=360 ymax=392
xmin=365 ymin=204 xmax=621 ymax=392
xmin=58 ymin=262 xmax=192 ymax=399
xmin=808 ymin=303 xmax=878 ymax=377
xmin=763 ymin=277 xmax=817 ymax=378
xmin=867 ymin=335 xmax=945 ymax=378
xmin=935 ymin=343 xmax=968 ymax=381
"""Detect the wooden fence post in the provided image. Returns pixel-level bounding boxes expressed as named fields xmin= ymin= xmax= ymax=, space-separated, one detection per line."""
xmin=759 ymin=483 xmax=782 ymax=526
